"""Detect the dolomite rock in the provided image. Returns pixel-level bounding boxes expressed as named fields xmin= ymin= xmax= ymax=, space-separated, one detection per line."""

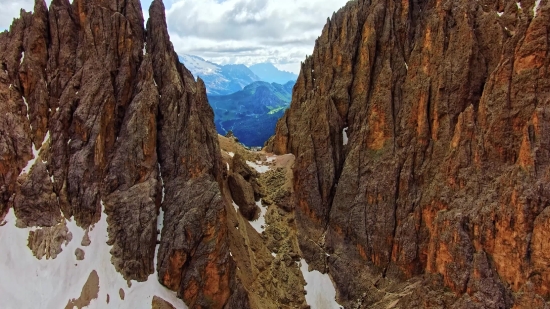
xmin=269 ymin=0 xmax=550 ymax=307
xmin=228 ymin=172 xmax=259 ymax=220
xmin=27 ymin=222 xmax=72 ymax=260
xmin=147 ymin=1 xmax=233 ymax=307
xmin=0 ymin=0 xmax=241 ymax=307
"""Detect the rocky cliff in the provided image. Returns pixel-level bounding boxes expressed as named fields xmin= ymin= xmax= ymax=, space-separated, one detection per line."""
xmin=0 ymin=0 xmax=242 ymax=308
xmin=4 ymin=0 xmax=550 ymax=308
xmin=268 ymin=0 xmax=550 ymax=307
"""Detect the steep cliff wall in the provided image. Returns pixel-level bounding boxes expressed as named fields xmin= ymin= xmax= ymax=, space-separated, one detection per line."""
xmin=0 ymin=0 xmax=242 ymax=308
xmin=269 ymin=0 xmax=550 ymax=307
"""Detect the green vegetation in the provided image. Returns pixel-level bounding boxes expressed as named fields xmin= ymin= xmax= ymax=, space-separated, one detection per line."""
xmin=208 ymin=81 xmax=294 ymax=146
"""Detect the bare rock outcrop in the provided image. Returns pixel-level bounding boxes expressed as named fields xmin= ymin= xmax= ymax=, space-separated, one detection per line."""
xmin=269 ymin=0 xmax=550 ymax=307
xmin=151 ymin=296 xmax=176 ymax=309
xmin=0 ymin=0 xmax=238 ymax=307
xmin=27 ymin=221 xmax=72 ymax=260
xmin=147 ymin=1 xmax=232 ymax=307
xmin=228 ymin=172 xmax=259 ymax=220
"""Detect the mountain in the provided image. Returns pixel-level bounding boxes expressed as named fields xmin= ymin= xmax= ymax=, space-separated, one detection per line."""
xmin=3 ymin=0 xmax=550 ymax=309
xmin=178 ymin=54 xmax=260 ymax=95
xmin=179 ymin=55 xmax=298 ymax=95
xmin=179 ymin=55 xmax=297 ymax=145
xmin=0 ymin=0 xmax=241 ymax=308
xmin=267 ymin=0 xmax=550 ymax=308
xmin=248 ymin=63 xmax=298 ymax=84
xmin=208 ymin=81 xmax=294 ymax=147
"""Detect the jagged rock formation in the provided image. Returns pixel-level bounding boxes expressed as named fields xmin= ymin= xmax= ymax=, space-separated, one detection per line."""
xmin=0 ymin=0 xmax=241 ymax=308
xmin=268 ymin=0 xmax=550 ymax=307
xmin=6 ymin=0 xmax=550 ymax=308
xmin=219 ymin=136 xmax=308 ymax=309
xmin=228 ymin=172 xmax=259 ymax=220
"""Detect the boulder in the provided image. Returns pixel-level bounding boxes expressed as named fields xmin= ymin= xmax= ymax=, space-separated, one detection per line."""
xmin=228 ymin=173 xmax=259 ymax=220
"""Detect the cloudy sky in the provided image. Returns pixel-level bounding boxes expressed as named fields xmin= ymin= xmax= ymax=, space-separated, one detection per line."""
xmin=1 ymin=0 xmax=349 ymax=73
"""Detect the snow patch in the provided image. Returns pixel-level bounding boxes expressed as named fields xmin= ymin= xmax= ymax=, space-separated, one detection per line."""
xmin=20 ymin=52 xmax=25 ymax=64
xmin=23 ymin=96 xmax=29 ymax=121
xmin=178 ymin=54 xmax=221 ymax=77
xmin=226 ymin=163 xmax=230 ymax=171
xmin=20 ymin=131 xmax=51 ymax=176
xmin=246 ymin=160 xmax=270 ymax=173
xmin=232 ymin=201 xmax=239 ymax=213
xmin=342 ymin=127 xmax=349 ymax=146
xmin=227 ymin=152 xmax=235 ymax=158
xmin=497 ymin=11 xmax=504 ymax=16
xmin=0 ymin=205 xmax=187 ymax=309
xmin=517 ymin=2 xmax=522 ymax=9
xmin=41 ymin=131 xmax=50 ymax=164
xmin=249 ymin=200 xmax=267 ymax=234
xmin=157 ymin=207 xmax=164 ymax=238
xmin=534 ymin=0 xmax=542 ymax=17
xmin=20 ymin=143 xmax=39 ymax=175
xmin=158 ymin=163 xmax=166 ymax=203
xmin=299 ymin=259 xmax=342 ymax=309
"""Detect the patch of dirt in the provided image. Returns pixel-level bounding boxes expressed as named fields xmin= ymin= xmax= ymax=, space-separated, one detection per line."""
xmin=151 ymin=296 xmax=176 ymax=309
xmin=64 ymin=270 xmax=100 ymax=309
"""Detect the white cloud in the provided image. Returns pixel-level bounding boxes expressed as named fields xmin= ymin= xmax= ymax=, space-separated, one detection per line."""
xmin=1 ymin=0 xmax=348 ymax=74
xmin=165 ymin=0 xmax=349 ymax=73
xmin=0 ymin=0 xmax=50 ymax=30
xmin=0 ymin=0 xmax=34 ymax=30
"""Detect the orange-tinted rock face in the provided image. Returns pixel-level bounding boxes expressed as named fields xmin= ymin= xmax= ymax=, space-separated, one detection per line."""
xmin=269 ymin=0 xmax=550 ymax=307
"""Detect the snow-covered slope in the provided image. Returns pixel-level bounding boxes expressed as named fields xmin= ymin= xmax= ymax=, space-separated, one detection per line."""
xmin=179 ymin=54 xmax=260 ymax=95
xmin=0 ymin=207 xmax=187 ymax=309
xmin=179 ymin=54 xmax=221 ymax=76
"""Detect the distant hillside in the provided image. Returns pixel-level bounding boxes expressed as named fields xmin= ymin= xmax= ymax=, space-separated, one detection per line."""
xmin=208 ymin=81 xmax=294 ymax=146
xmin=180 ymin=54 xmax=298 ymax=95
xmin=179 ymin=54 xmax=260 ymax=95
xmin=249 ymin=63 xmax=298 ymax=85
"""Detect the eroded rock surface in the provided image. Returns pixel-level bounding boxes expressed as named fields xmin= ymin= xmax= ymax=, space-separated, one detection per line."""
xmin=268 ymin=0 xmax=550 ymax=307
xmin=220 ymin=136 xmax=307 ymax=309
xmin=27 ymin=221 xmax=72 ymax=260
xmin=152 ymin=296 xmax=176 ymax=309
xmin=0 ymin=0 xmax=237 ymax=307
xmin=228 ymin=172 xmax=259 ymax=220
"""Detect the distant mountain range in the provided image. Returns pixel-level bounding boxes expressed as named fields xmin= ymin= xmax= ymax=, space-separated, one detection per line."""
xmin=208 ymin=81 xmax=294 ymax=147
xmin=249 ymin=63 xmax=298 ymax=85
xmin=179 ymin=54 xmax=298 ymax=95
xmin=179 ymin=54 xmax=260 ymax=95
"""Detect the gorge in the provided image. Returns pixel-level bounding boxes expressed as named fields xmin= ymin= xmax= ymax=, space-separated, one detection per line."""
xmin=1 ymin=0 xmax=550 ymax=308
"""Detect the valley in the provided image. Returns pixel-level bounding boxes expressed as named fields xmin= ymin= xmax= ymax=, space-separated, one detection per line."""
xmin=1 ymin=0 xmax=550 ymax=308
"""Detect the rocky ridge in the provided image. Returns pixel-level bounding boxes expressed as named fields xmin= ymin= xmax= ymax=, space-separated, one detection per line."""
xmin=268 ymin=0 xmax=550 ymax=308
xmin=0 ymin=0 xmax=240 ymax=308
xmin=4 ymin=0 xmax=550 ymax=308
